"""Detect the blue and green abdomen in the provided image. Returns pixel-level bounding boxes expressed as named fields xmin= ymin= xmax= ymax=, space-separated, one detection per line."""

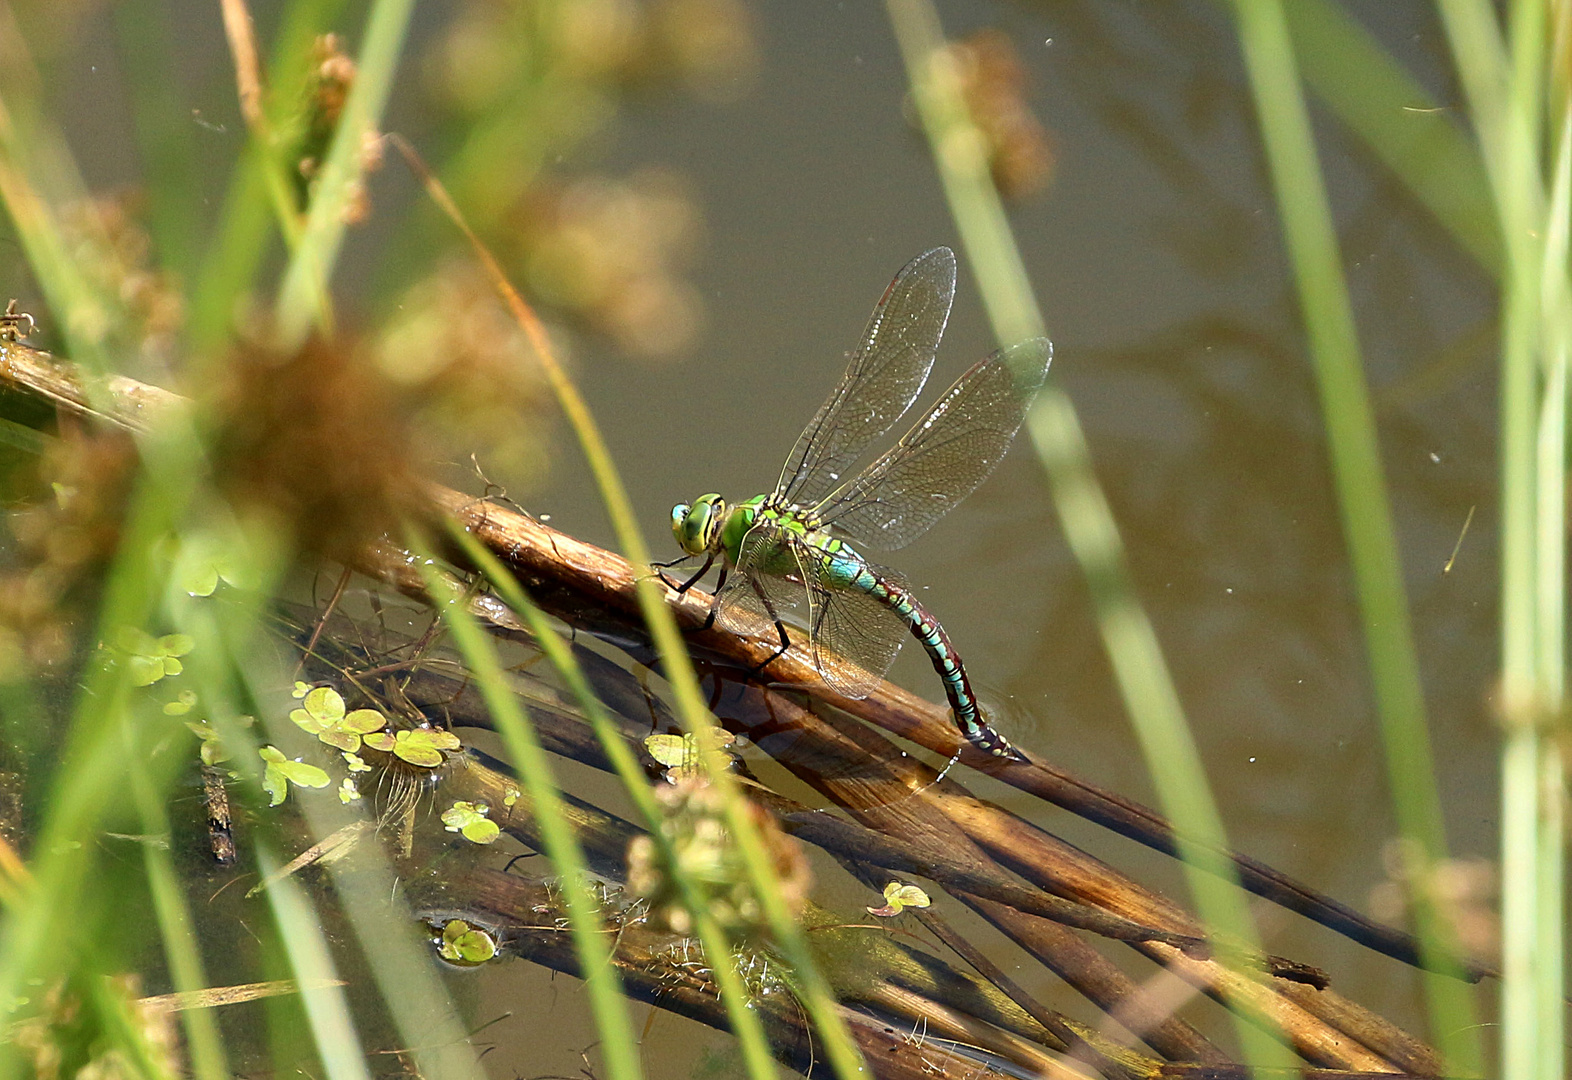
xmin=725 ymin=498 xmax=870 ymax=590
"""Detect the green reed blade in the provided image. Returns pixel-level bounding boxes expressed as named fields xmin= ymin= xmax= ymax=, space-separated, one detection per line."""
xmin=258 ymin=847 xmax=373 ymax=1080
xmin=1230 ymin=2 xmax=1483 ymax=1069
xmin=410 ymin=537 xmax=643 ymax=1080
xmin=444 ymin=520 xmax=784 ymax=1080
xmin=1437 ymin=1 xmax=1566 ymax=1074
xmin=275 ymin=0 xmax=414 ymax=345
xmin=887 ymin=0 xmax=1293 ymax=1067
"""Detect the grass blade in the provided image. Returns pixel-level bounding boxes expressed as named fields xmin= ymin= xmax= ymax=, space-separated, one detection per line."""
xmin=1228 ymin=2 xmax=1482 ymax=1068
xmin=275 ymin=0 xmax=414 ymax=345
xmin=410 ymin=538 xmax=644 ymax=1080
xmin=885 ymin=0 xmax=1292 ymax=1067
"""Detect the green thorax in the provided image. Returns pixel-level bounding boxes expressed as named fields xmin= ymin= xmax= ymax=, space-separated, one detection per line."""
xmin=722 ymin=496 xmax=840 ymax=571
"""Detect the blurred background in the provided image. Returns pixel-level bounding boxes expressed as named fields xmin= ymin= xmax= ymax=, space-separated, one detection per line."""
xmin=0 ymin=1 xmax=1500 ymax=1074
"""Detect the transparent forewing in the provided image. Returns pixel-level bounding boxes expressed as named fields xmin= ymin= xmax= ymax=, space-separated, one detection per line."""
xmin=819 ymin=338 xmax=1051 ymax=550
xmin=714 ymin=521 xmax=811 ymax=640
xmin=776 ymin=248 xmax=957 ymax=507
xmin=808 ymin=565 xmax=911 ymax=700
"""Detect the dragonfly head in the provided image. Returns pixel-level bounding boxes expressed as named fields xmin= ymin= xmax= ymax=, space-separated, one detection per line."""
xmin=671 ymin=493 xmax=727 ymax=555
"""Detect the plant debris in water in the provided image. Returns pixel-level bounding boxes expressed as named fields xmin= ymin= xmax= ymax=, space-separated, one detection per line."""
xmin=626 ymin=775 xmax=810 ymax=940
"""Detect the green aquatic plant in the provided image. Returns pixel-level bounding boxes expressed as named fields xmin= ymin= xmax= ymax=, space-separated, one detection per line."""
xmin=288 ymin=685 xmax=390 ymax=753
xmin=363 ymin=726 xmax=462 ymax=768
xmin=116 ymin=628 xmax=193 ymax=687
xmin=441 ymin=801 xmax=500 ymax=845
xmin=644 ymin=730 xmax=736 ymax=784
xmin=436 ymin=920 xmax=498 ymax=967
xmin=163 ymin=689 xmax=198 ymax=716
xmin=865 ymin=882 xmax=930 ymax=918
xmin=258 ymin=746 xmax=331 ymax=806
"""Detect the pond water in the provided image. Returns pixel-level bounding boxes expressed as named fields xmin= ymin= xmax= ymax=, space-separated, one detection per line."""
xmin=39 ymin=0 xmax=1501 ymax=1074
xmin=519 ymin=0 xmax=1498 ymax=1061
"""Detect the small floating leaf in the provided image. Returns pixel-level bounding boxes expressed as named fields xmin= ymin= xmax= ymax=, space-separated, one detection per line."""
xmin=645 ymin=733 xmax=690 ymax=768
xmin=158 ymin=634 xmax=194 ymax=657
xmin=288 ymin=690 xmax=389 ymax=753
xmin=438 ymin=920 xmax=498 ymax=966
xmin=289 ymin=687 xmax=345 ymax=735
xmin=502 ymin=786 xmax=521 ymax=809
xmin=442 ymin=801 xmax=500 ymax=844
xmin=342 ymin=751 xmax=371 ymax=773
xmin=338 ymin=778 xmax=361 ymax=803
xmin=259 ymin=745 xmax=330 ymax=806
xmin=292 ymin=681 xmax=312 ymax=699
xmin=369 ymin=727 xmax=461 ymax=768
xmin=644 ymin=730 xmax=736 ymax=782
xmin=116 ymin=628 xmax=194 ymax=685
xmin=181 ymin=563 xmax=220 ymax=598
xmin=128 ymin=654 xmax=166 ymax=687
xmin=164 ymin=689 xmax=198 ymax=716
xmin=867 ymin=881 xmax=931 ymax=918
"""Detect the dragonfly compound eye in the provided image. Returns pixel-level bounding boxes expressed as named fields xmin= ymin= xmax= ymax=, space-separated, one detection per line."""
xmin=670 ymin=503 xmax=692 ymax=548
xmin=673 ymin=495 xmax=726 ymax=555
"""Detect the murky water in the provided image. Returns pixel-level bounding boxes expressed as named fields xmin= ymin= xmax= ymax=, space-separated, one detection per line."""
xmin=38 ymin=0 xmax=1500 ymax=1072
xmin=541 ymin=0 xmax=1498 ymax=1053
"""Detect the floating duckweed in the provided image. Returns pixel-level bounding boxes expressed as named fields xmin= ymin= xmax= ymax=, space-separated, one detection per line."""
xmin=342 ymin=751 xmax=371 ymax=773
xmin=866 ymin=882 xmax=931 ymax=917
xmin=175 ymin=531 xmax=256 ymax=596
xmin=163 ymin=689 xmax=198 ymax=716
xmin=288 ymin=686 xmax=389 ymax=752
xmin=644 ymin=730 xmax=737 ymax=784
xmin=441 ymin=801 xmax=500 ymax=844
xmin=117 ymin=628 xmax=193 ymax=686
xmin=259 ymin=746 xmax=330 ymax=806
xmin=338 ymin=778 xmax=361 ymax=803
xmin=362 ymin=726 xmax=461 ymax=768
xmin=186 ymin=714 xmax=254 ymax=766
xmin=502 ymin=786 xmax=521 ymax=809
xmin=437 ymin=919 xmax=498 ymax=966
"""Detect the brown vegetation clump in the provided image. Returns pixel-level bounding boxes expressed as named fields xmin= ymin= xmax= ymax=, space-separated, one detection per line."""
xmin=0 ymin=427 xmax=137 ymax=678
xmin=210 ymin=337 xmax=418 ymax=559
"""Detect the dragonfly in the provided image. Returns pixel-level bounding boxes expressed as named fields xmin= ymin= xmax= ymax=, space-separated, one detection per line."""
xmin=667 ymin=247 xmax=1051 ymax=760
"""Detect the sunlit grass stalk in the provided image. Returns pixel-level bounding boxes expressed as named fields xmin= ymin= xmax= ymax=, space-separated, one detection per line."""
xmin=885 ymin=0 xmax=1291 ymax=1067
xmin=0 ymin=87 xmax=113 ymax=371
xmin=124 ymin=726 xmax=228 ymax=1080
xmin=274 ymin=0 xmax=415 ymax=345
xmin=0 ymin=76 xmax=215 ymax=1060
xmin=257 ymin=847 xmax=373 ymax=1080
xmin=0 ymin=460 xmax=195 ymax=1080
xmin=1437 ymin=1 xmax=1565 ymax=1074
xmin=444 ymin=522 xmax=785 ymax=1080
xmin=410 ymin=540 xmax=644 ymax=1080
xmin=190 ymin=0 xmax=348 ymax=355
xmin=1228 ymin=2 xmax=1483 ymax=1069
xmin=224 ymin=595 xmax=489 ymax=1080
xmin=1279 ymin=0 xmax=1500 ymax=275
xmin=1528 ymin=54 xmax=1570 ymax=1080
xmin=0 ymin=79 xmax=180 ymax=1042
xmin=399 ymin=141 xmax=869 ymax=1080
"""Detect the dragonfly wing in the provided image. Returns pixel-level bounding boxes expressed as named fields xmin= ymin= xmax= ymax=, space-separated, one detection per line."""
xmin=713 ymin=521 xmax=810 ymax=641
xmin=807 ymin=566 xmax=910 ymax=700
xmin=820 ymin=338 xmax=1051 ymax=550
xmin=777 ymin=248 xmax=956 ymax=507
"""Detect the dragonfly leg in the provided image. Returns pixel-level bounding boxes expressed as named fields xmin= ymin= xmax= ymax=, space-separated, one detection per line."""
xmin=744 ymin=575 xmax=792 ymax=679
xmin=657 ymin=552 xmax=715 ymax=594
